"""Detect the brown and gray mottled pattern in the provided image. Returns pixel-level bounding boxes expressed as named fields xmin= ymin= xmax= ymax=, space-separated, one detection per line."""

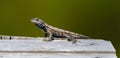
xmin=31 ymin=18 xmax=90 ymax=44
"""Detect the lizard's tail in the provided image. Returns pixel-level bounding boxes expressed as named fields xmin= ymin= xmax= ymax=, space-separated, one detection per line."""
xmin=76 ymin=34 xmax=91 ymax=39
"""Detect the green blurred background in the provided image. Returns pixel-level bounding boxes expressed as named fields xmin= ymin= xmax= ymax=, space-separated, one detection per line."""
xmin=0 ymin=0 xmax=119 ymax=57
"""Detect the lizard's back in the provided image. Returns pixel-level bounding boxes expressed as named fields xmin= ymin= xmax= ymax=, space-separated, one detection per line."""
xmin=47 ymin=25 xmax=90 ymax=39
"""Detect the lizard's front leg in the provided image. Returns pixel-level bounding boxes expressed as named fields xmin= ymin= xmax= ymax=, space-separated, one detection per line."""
xmin=44 ymin=32 xmax=49 ymax=37
xmin=43 ymin=31 xmax=54 ymax=42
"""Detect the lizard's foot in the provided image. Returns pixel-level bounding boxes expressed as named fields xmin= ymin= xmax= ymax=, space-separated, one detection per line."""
xmin=72 ymin=39 xmax=77 ymax=44
xmin=43 ymin=39 xmax=52 ymax=42
xmin=43 ymin=38 xmax=54 ymax=42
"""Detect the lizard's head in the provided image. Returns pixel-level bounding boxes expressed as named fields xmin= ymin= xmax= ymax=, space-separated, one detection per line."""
xmin=31 ymin=18 xmax=45 ymax=24
xmin=31 ymin=18 xmax=46 ymax=29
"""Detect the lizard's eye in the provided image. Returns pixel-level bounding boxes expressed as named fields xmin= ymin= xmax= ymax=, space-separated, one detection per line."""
xmin=36 ymin=19 xmax=39 ymax=21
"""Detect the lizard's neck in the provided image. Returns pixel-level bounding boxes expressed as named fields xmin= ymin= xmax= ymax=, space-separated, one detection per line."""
xmin=35 ymin=23 xmax=47 ymax=32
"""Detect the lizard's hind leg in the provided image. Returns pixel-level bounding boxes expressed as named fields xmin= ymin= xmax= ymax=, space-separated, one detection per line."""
xmin=66 ymin=36 xmax=77 ymax=44
xmin=71 ymin=38 xmax=77 ymax=44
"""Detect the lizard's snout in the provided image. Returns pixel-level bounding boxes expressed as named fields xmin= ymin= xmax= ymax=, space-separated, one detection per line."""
xmin=31 ymin=19 xmax=35 ymax=23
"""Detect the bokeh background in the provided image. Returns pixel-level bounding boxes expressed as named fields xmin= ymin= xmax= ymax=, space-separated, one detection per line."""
xmin=0 ymin=0 xmax=119 ymax=57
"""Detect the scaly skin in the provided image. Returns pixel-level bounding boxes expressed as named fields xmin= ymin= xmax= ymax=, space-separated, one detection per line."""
xmin=31 ymin=18 xmax=90 ymax=44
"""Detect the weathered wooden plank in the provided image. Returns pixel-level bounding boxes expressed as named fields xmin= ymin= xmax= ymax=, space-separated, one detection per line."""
xmin=0 ymin=39 xmax=115 ymax=53
xmin=0 ymin=35 xmax=117 ymax=58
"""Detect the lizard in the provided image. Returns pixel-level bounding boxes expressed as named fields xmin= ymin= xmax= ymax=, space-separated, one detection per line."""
xmin=31 ymin=18 xmax=90 ymax=44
